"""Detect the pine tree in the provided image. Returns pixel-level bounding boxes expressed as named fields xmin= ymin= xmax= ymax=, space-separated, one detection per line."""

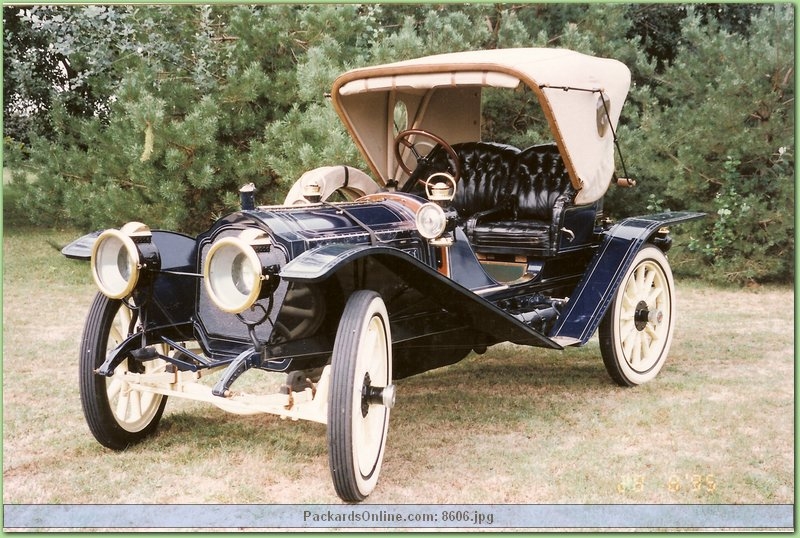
xmin=616 ymin=5 xmax=794 ymax=283
xmin=7 ymin=5 xmax=308 ymax=231
xmin=4 ymin=4 xmax=794 ymax=283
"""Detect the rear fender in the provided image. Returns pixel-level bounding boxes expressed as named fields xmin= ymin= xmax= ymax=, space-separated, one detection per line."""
xmin=281 ymin=243 xmax=562 ymax=349
xmin=549 ymin=211 xmax=705 ymax=346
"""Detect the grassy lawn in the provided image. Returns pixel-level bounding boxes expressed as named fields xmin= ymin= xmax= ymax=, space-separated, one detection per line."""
xmin=2 ymin=226 xmax=794 ymax=506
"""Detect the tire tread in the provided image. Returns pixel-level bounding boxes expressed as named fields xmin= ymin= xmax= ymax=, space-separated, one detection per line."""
xmin=328 ymin=290 xmax=389 ymax=502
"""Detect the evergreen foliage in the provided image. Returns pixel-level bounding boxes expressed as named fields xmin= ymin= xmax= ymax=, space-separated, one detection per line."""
xmin=609 ymin=5 xmax=794 ymax=284
xmin=3 ymin=4 xmax=794 ymax=284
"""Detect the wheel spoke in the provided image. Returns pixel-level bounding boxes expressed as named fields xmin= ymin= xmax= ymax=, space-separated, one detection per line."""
xmin=115 ymin=391 xmax=129 ymax=421
xmin=620 ymin=301 xmax=635 ymax=321
xmin=622 ymin=287 xmax=638 ymax=309
xmin=291 ymin=286 xmax=312 ymax=299
xmin=146 ymin=361 xmax=167 ymax=375
xmin=620 ymin=319 xmax=637 ymax=343
xmin=622 ymin=327 xmax=636 ymax=358
xmin=364 ymin=323 xmax=381 ymax=371
xmin=646 ymin=286 xmax=664 ymax=305
xmin=629 ymin=333 xmax=642 ymax=365
xmin=640 ymin=331 xmax=652 ymax=358
xmin=634 ymin=265 xmax=646 ymax=293
xmin=272 ymin=321 xmax=291 ymax=340
xmin=110 ymin=309 xmax=131 ymax=345
xmin=279 ymin=304 xmax=315 ymax=319
xmin=129 ymin=390 xmax=143 ymax=422
xmin=107 ymin=377 xmax=123 ymax=399
xmin=645 ymin=324 xmax=659 ymax=341
xmin=109 ymin=326 xmax=124 ymax=346
xmin=643 ymin=266 xmax=656 ymax=291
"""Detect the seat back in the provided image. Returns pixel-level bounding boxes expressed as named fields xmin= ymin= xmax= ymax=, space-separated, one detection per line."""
xmin=511 ymin=144 xmax=573 ymax=220
xmin=449 ymin=142 xmax=520 ymax=216
xmin=409 ymin=141 xmax=574 ymax=220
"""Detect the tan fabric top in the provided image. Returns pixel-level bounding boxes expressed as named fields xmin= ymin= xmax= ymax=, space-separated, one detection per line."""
xmin=332 ymin=48 xmax=631 ymax=204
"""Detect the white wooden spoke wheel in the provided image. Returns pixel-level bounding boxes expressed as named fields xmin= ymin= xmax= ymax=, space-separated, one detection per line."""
xmin=328 ymin=291 xmax=394 ymax=502
xmin=79 ymin=293 xmax=168 ymax=449
xmin=599 ymin=245 xmax=675 ymax=386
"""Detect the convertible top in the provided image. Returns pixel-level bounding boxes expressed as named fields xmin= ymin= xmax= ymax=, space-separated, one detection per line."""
xmin=332 ymin=48 xmax=631 ymax=205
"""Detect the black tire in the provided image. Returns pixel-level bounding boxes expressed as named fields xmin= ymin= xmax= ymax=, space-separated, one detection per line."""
xmin=79 ymin=293 xmax=168 ymax=450
xmin=599 ymin=245 xmax=676 ymax=387
xmin=328 ymin=291 xmax=392 ymax=502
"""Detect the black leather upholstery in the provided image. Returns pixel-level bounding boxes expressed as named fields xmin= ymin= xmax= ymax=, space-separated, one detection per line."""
xmin=450 ymin=142 xmax=520 ymax=216
xmin=512 ymin=144 xmax=573 ymax=220
xmin=471 ymin=219 xmax=553 ymax=250
xmin=409 ymin=141 xmax=576 ymax=255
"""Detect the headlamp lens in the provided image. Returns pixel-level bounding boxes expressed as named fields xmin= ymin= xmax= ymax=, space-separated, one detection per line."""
xmin=91 ymin=230 xmax=140 ymax=299
xmin=415 ymin=203 xmax=447 ymax=239
xmin=232 ymin=251 xmax=256 ymax=296
xmin=117 ymin=247 xmax=132 ymax=282
xmin=205 ymin=237 xmax=264 ymax=314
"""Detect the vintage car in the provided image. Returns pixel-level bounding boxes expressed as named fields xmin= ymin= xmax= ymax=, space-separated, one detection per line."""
xmin=63 ymin=47 xmax=703 ymax=502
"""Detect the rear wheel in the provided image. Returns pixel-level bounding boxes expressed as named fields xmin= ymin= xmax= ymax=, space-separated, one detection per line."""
xmin=328 ymin=291 xmax=393 ymax=502
xmin=79 ymin=293 xmax=168 ymax=449
xmin=599 ymin=245 xmax=675 ymax=386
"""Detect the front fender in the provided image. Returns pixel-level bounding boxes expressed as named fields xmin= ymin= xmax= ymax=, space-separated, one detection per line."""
xmin=65 ymin=229 xmax=199 ymax=342
xmin=280 ymin=242 xmax=392 ymax=283
xmin=61 ymin=229 xmax=197 ymax=270
xmin=549 ymin=211 xmax=705 ymax=345
xmin=281 ymin=243 xmax=562 ymax=349
xmin=61 ymin=230 xmax=102 ymax=260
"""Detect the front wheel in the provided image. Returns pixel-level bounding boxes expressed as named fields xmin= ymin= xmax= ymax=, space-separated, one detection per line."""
xmin=79 ymin=293 xmax=168 ymax=449
xmin=328 ymin=291 xmax=393 ymax=502
xmin=599 ymin=245 xmax=676 ymax=387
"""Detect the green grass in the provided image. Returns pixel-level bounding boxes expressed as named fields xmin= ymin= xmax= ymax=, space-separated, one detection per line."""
xmin=2 ymin=227 xmax=794 ymax=506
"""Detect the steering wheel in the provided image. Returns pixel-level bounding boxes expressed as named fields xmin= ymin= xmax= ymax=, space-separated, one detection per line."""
xmin=393 ymin=129 xmax=461 ymax=189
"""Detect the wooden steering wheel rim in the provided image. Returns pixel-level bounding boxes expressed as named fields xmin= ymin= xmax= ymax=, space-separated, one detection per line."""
xmin=393 ymin=128 xmax=461 ymax=183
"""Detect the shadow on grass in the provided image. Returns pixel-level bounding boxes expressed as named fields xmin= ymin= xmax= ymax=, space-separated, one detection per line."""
xmin=151 ymin=408 xmax=327 ymax=460
xmin=101 ymin=346 xmax=614 ymax=475
xmin=392 ymin=344 xmax=616 ymax=429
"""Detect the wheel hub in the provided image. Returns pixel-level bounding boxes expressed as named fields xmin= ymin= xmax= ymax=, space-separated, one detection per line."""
xmin=361 ymin=373 xmax=396 ymax=417
xmin=634 ymin=301 xmax=663 ymax=331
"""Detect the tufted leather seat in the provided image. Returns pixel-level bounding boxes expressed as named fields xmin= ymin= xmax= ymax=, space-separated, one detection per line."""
xmin=447 ymin=142 xmax=520 ymax=216
xmin=408 ymin=141 xmax=576 ymax=255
